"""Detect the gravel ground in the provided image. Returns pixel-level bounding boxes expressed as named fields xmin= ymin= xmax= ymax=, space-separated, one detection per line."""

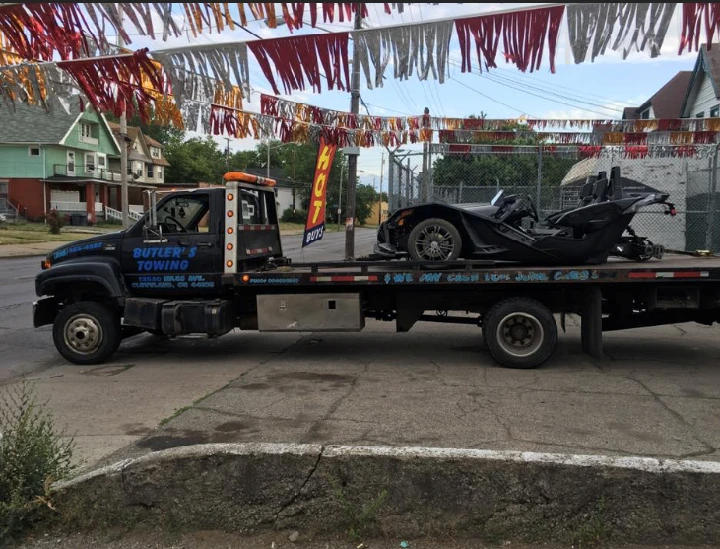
xmin=12 ymin=530 xmax=720 ymax=549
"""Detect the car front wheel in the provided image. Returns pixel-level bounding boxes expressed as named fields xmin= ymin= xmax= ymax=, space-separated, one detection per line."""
xmin=407 ymin=218 xmax=462 ymax=261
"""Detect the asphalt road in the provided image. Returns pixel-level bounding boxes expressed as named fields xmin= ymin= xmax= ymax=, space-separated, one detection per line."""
xmin=0 ymin=229 xmax=376 ymax=383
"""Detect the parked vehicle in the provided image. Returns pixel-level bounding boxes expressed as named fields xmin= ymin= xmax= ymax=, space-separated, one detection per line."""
xmin=374 ymin=167 xmax=675 ymax=266
xmin=33 ymin=171 xmax=720 ymax=371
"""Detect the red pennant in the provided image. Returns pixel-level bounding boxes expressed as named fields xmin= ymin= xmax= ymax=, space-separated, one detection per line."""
xmin=455 ymin=5 xmax=565 ymax=74
xmin=248 ymin=33 xmax=350 ymax=94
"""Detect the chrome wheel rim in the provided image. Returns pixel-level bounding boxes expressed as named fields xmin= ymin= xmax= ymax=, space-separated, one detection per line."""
xmin=415 ymin=225 xmax=455 ymax=260
xmin=64 ymin=314 xmax=103 ymax=355
xmin=496 ymin=312 xmax=544 ymax=358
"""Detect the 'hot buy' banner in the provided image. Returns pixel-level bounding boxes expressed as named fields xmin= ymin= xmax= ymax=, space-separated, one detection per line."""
xmin=303 ymin=138 xmax=337 ymax=248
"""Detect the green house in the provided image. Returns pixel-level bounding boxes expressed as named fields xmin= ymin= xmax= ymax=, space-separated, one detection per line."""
xmin=0 ymin=96 xmax=130 ymax=224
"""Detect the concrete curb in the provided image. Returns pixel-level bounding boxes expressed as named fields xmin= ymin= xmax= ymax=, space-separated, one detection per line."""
xmin=53 ymin=443 xmax=720 ymax=544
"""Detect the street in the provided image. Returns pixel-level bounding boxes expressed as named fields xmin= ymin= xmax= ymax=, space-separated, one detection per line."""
xmin=0 ymin=229 xmax=376 ymax=383
xmin=1 ymin=227 xmax=720 ymax=480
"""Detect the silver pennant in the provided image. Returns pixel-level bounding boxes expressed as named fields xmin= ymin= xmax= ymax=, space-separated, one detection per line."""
xmin=356 ymin=19 xmax=453 ymax=89
xmin=567 ymin=3 xmax=677 ymax=64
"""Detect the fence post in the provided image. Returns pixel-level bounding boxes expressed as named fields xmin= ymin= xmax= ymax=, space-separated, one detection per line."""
xmin=705 ymin=150 xmax=718 ymax=251
xmin=406 ymin=158 xmax=411 ymax=206
xmin=388 ymin=152 xmax=395 ymax=213
xmin=536 ymin=146 xmax=543 ymax=213
xmin=458 ymin=181 xmax=463 ymax=203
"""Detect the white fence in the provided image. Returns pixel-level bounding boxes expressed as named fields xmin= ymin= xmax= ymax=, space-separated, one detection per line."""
xmin=106 ymin=207 xmax=143 ymax=222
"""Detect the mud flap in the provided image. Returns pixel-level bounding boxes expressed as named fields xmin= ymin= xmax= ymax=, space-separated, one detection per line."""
xmin=560 ymin=312 xmax=567 ymax=333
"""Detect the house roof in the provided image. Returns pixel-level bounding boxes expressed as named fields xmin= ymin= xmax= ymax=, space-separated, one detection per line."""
xmin=144 ymin=135 xmax=164 ymax=148
xmin=622 ymin=71 xmax=692 ymax=120
xmin=107 ymin=121 xmax=170 ymax=166
xmin=681 ymin=44 xmax=720 ymax=116
xmin=0 ymin=96 xmax=88 ymax=144
xmin=107 ymin=121 xmax=141 ymax=146
xmin=622 ymin=107 xmax=639 ymax=120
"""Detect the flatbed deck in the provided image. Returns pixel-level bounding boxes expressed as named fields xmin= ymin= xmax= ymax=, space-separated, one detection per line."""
xmin=227 ymin=253 xmax=720 ymax=287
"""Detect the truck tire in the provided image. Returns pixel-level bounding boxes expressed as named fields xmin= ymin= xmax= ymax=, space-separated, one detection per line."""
xmin=52 ymin=301 xmax=121 ymax=365
xmin=483 ymin=298 xmax=557 ymax=369
xmin=407 ymin=218 xmax=462 ymax=261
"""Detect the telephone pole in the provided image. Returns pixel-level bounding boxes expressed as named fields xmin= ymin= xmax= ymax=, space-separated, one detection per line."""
xmin=224 ymin=137 xmax=231 ymax=172
xmin=377 ymin=152 xmax=385 ymax=225
xmin=119 ymin=12 xmax=129 ymax=229
xmin=344 ymin=3 xmax=363 ymax=259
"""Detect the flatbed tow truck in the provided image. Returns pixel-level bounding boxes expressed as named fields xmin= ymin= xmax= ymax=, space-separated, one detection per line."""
xmin=33 ymin=172 xmax=720 ymax=369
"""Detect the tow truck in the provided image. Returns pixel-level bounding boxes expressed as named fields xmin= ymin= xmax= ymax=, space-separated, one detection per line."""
xmin=33 ymin=171 xmax=720 ymax=369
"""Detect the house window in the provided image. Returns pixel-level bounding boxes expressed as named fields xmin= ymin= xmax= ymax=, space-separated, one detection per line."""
xmin=28 ymin=147 xmax=40 ymax=156
xmin=711 ymin=106 xmax=720 ymax=118
xmin=640 ymin=109 xmax=650 ymax=120
xmin=151 ymin=147 xmax=160 ymax=158
xmin=97 ymin=154 xmax=106 ymax=168
xmin=157 ymin=166 xmax=162 ymax=178
xmin=696 ymin=111 xmax=705 ymax=118
xmin=147 ymin=164 xmax=154 ymax=178
xmin=85 ymin=152 xmax=96 ymax=172
xmin=81 ymin=123 xmax=92 ymax=138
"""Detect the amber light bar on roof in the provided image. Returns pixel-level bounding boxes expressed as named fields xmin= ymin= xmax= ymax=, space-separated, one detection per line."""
xmin=223 ymin=171 xmax=276 ymax=187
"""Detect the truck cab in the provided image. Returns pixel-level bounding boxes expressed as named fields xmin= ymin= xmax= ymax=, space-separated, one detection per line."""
xmin=33 ymin=172 xmax=283 ymax=365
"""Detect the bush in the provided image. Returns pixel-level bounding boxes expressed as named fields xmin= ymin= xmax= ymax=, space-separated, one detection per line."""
xmin=0 ymin=381 xmax=76 ymax=544
xmin=46 ymin=209 xmax=69 ymax=235
xmin=280 ymin=207 xmax=307 ymax=224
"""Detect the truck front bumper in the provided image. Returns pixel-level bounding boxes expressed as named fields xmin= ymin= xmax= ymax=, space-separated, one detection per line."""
xmin=33 ymin=296 xmax=59 ymax=328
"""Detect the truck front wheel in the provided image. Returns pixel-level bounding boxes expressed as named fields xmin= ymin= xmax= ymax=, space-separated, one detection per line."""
xmin=483 ymin=298 xmax=557 ymax=369
xmin=52 ymin=301 xmax=121 ymax=365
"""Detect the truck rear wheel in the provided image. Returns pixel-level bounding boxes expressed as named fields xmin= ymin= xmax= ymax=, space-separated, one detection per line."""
xmin=483 ymin=298 xmax=557 ymax=369
xmin=52 ymin=301 xmax=121 ymax=365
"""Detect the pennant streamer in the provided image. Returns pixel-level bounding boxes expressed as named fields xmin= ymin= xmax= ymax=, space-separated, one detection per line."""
xmin=260 ymin=94 xmax=720 ymax=135
xmin=432 ymin=142 xmax=716 ymax=160
xmin=248 ymin=33 xmax=350 ymax=95
xmin=455 ymin=5 xmax=565 ymax=73
xmin=679 ymin=3 xmax=720 ymax=53
xmin=56 ymin=49 xmax=166 ymax=123
xmin=215 ymin=104 xmax=720 ymax=149
xmin=0 ymin=3 xmax=99 ymax=61
xmin=567 ymin=3 xmax=677 ymax=63
xmin=153 ymin=43 xmax=250 ymax=101
xmin=355 ymin=20 xmax=454 ymax=89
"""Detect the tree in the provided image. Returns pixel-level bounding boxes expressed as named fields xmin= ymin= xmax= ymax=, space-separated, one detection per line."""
xmin=164 ymin=135 xmax=226 ymax=184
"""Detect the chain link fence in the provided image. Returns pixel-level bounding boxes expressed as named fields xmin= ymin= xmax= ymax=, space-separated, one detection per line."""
xmin=387 ymin=145 xmax=720 ymax=253
xmin=387 ymin=152 xmax=422 ymax=211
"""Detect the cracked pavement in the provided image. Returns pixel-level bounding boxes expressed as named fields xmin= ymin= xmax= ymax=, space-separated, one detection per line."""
xmin=38 ymin=315 xmax=714 ymax=471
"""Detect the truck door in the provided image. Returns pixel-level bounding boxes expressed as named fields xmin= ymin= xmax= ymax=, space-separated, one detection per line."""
xmin=121 ymin=191 xmax=222 ymax=295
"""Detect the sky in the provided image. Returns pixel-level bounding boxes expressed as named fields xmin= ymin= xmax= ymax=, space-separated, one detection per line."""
xmin=127 ymin=3 xmax=703 ymax=190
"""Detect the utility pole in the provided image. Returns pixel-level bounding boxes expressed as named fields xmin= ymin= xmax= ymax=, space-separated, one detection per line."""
xmin=421 ymin=107 xmax=430 ymax=202
xmin=224 ymin=137 xmax=231 ymax=172
xmin=119 ymin=12 xmax=129 ymax=229
xmin=377 ymin=152 xmax=385 ymax=225
xmin=344 ymin=3 xmax=363 ymax=259
xmin=338 ymin=161 xmax=345 ymax=227
xmin=266 ymin=138 xmax=271 ymax=179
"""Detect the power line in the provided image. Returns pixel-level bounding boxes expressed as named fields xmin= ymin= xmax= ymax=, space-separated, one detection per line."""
xmin=448 ymin=60 xmax=623 ymax=118
xmin=448 ymin=76 xmax=538 ymax=118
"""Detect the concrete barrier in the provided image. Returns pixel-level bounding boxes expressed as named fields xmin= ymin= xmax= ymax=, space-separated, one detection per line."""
xmin=53 ymin=443 xmax=720 ymax=544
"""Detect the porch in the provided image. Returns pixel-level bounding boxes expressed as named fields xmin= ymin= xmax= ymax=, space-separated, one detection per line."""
xmin=42 ymin=165 xmax=155 ymax=225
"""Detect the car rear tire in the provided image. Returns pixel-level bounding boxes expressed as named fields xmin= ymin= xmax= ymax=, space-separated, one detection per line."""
xmin=483 ymin=298 xmax=557 ymax=369
xmin=52 ymin=301 xmax=121 ymax=365
xmin=407 ymin=218 xmax=462 ymax=261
